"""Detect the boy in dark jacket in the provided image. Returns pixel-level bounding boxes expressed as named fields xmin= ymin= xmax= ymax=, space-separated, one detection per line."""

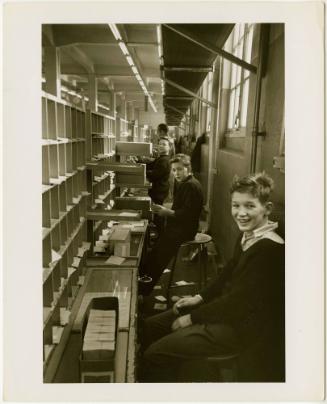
xmin=140 ymin=172 xmax=285 ymax=382
xmin=146 ymin=137 xmax=171 ymax=205
xmin=139 ymin=154 xmax=203 ymax=295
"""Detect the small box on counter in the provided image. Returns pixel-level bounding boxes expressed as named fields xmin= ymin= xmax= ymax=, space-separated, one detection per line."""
xmin=115 ymin=172 xmax=146 ymax=185
xmin=110 ymin=228 xmax=131 ymax=257
xmin=114 ymin=196 xmax=152 ymax=219
xmin=79 ymin=296 xmax=119 ymax=383
xmin=115 ymin=141 xmax=152 ymax=156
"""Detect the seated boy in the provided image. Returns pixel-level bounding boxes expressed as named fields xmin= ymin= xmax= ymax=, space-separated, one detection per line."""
xmin=138 ymin=154 xmax=203 ymax=295
xmin=139 ymin=172 xmax=285 ymax=382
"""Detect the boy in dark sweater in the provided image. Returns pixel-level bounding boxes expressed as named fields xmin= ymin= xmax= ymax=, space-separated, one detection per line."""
xmin=139 ymin=172 xmax=285 ymax=382
xmin=138 ymin=154 xmax=203 ymax=295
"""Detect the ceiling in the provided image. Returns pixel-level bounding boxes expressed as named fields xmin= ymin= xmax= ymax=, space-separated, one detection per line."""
xmin=42 ymin=23 xmax=234 ymax=127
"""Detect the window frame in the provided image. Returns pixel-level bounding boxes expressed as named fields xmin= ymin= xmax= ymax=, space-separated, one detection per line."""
xmin=226 ymin=23 xmax=254 ymax=135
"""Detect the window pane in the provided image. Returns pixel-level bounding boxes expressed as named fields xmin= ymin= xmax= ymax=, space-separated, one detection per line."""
xmin=234 ymin=24 xmax=243 ymax=47
xmin=239 ymin=23 xmax=245 ymax=40
xmin=226 ymin=23 xmax=254 ymax=133
xmin=233 ymin=85 xmax=240 ymax=128
xmin=236 ymin=65 xmax=242 ymax=85
xmin=230 ymin=62 xmax=237 ymax=88
xmin=228 ymin=89 xmax=236 ymax=129
xmin=240 ymin=78 xmax=249 ymax=126
xmin=245 ymin=26 xmax=254 ymax=63
xmin=207 ymin=105 xmax=211 ymax=131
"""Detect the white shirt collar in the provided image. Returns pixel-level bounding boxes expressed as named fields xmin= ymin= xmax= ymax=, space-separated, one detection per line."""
xmin=241 ymin=221 xmax=284 ymax=251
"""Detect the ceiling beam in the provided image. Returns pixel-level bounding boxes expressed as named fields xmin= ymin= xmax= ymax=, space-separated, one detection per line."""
xmin=165 ymin=78 xmax=217 ymax=108
xmin=61 ymin=46 xmax=94 ymax=74
xmin=61 ymin=66 xmax=133 ymax=76
xmin=164 ymin=95 xmax=193 ymax=100
xmin=163 ymin=24 xmax=257 ymax=74
xmin=119 ymin=25 xmax=159 ymax=111
xmin=59 ymin=42 xmax=117 ymax=48
xmin=42 ymin=25 xmax=55 ymax=46
xmin=163 ymin=66 xmax=213 ymax=72
xmin=127 ymin=42 xmax=158 ymax=47
xmin=164 ymin=104 xmax=190 ymax=120
xmin=60 ymin=64 xmax=160 ymax=78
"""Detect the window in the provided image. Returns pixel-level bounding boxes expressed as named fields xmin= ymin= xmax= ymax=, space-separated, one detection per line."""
xmin=206 ymin=71 xmax=213 ymax=132
xmin=226 ymin=24 xmax=254 ymax=131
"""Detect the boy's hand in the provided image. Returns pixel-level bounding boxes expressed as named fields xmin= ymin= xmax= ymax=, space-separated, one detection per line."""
xmin=171 ymin=314 xmax=192 ymax=331
xmin=152 ymin=204 xmax=165 ymax=215
xmin=172 ymin=295 xmax=203 ymax=315
xmin=152 ymin=204 xmax=173 ymax=217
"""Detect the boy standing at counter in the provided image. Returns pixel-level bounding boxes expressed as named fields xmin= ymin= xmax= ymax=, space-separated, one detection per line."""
xmin=140 ymin=172 xmax=285 ymax=382
xmin=145 ymin=137 xmax=171 ymax=206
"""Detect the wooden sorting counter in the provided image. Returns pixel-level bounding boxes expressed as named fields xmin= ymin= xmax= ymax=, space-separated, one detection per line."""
xmin=50 ymin=267 xmax=138 ymax=383
xmin=45 ymin=223 xmax=148 ymax=383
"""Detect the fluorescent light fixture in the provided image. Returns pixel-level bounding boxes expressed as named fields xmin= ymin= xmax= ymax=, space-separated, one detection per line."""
xmin=157 ymin=45 xmax=162 ymax=59
xmin=109 ymin=23 xmax=122 ymax=40
xmin=118 ymin=41 xmax=129 ymax=56
xmin=98 ymin=104 xmax=110 ymax=111
xmin=131 ymin=66 xmax=138 ymax=75
xmin=126 ymin=56 xmax=134 ymax=66
xmin=156 ymin=24 xmax=162 ymax=44
xmin=135 ymin=74 xmax=142 ymax=81
xmin=149 ymin=98 xmax=157 ymax=113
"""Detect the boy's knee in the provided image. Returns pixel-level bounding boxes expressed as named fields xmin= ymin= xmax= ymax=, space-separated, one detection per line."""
xmin=142 ymin=342 xmax=162 ymax=367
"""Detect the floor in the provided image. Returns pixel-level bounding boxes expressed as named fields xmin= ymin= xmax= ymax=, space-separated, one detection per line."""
xmin=139 ymin=238 xmax=219 ymax=319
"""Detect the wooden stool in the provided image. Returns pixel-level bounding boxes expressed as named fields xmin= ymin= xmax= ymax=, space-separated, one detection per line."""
xmin=167 ymin=233 xmax=212 ymax=301
xmin=205 ymin=352 xmax=239 ymax=382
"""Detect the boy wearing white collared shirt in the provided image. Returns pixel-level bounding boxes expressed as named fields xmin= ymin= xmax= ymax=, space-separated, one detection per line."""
xmin=140 ymin=172 xmax=285 ymax=382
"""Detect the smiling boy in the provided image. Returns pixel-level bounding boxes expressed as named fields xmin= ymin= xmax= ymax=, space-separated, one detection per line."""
xmin=140 ymin=172 xmax=285 ymax=382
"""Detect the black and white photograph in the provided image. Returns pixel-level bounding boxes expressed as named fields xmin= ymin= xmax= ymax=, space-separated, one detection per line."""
xmin=2 ymin=1 xmax=325 ymax=402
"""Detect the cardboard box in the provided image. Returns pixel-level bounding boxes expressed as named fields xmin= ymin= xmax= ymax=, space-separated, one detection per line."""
xmin=115 ymin=141 xmax=152 ymax=156
xmin=114 ymin=242 xmax=130 ymax=257
xmin=110 ymin=228 xmax=131 ymax=242
xmin=115 ymin=172 xmax=146 ymax=185
xmin=114 ymin=196 xmax=152 ymax=219
xmin=79 ymin=297 xmax=118 ymax=383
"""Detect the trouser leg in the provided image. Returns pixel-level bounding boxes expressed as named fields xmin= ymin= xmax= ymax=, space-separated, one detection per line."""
xmin=142 ymin=309 xmax=177 ymax=350
xmin=139 ymin=233 xmax=183 ymax=295
xmin=153 ymin=214 xmax=165 ymax=236
xmin=140 ymin=320 xmax=239 ymax=382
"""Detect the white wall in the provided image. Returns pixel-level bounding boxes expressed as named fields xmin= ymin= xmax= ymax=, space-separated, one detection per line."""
xmin=138 ymin=111 xmax=165 ymax=127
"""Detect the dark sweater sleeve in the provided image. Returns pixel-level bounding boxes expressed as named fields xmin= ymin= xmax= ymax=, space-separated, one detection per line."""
xmin=191 ymin=242 xmax=284 ymax=327
xmin=146 ymin=158 xmax=170 ymax=182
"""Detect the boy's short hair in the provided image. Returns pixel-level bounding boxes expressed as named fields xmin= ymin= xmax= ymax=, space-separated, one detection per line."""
xmin=230 ymin=172 xmax=274 ymax=204
xmin=158 ymin=123 xmax=168 ymax=133
xmin=170 ymin=153 xmax=192 ymax=169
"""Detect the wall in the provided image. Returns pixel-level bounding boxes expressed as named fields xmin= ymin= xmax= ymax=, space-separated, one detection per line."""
xmin=138 ymin=111 xmax=165 ymax=127
xmin=209 ymin=24 xmax=285 ymax=261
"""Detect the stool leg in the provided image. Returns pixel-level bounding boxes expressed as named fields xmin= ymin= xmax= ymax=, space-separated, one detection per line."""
xmin=198 ymin=245 xmax=203 ymax=289
xmin=167 ymin=252 xmax=178 ymax=303
xmin=203 ymin=245 xmax=208 ymax=287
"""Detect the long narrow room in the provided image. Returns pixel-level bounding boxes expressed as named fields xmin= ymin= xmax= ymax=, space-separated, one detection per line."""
xmin=41 ymin=22 xmax=286 ymax=383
